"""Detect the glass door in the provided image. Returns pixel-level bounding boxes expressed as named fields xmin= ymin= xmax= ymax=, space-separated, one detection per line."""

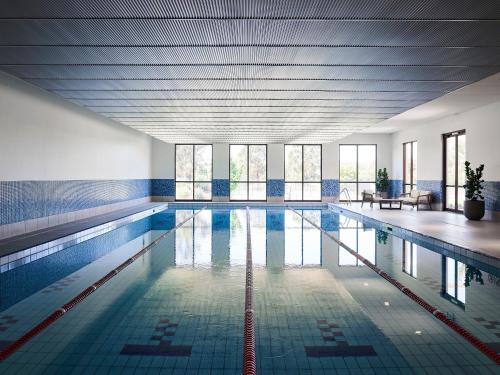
xmin=443 ymin=130 xmax=466 ymax=212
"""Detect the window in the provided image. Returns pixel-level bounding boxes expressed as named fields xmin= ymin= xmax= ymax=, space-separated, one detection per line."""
xmin=403 ymin=141 xmax=417 ymax=193
xmin=339 ymin=144 xmax=377 ymax=201
xmin=338 ymin=215 xmax=376 ymax=266
xmin=402 ymin=241 xmax=417 ymax=278
xmin=284 ymin=210 xmax=321 ymax=266
xmin=175 ymin=144 xmax=212 ymax=201
xmin=230 ymin=145 xmax=267 ymax=201
xmin=443 ymin=130 xmax=466 ymax=212
xmin=284 ymin=145 xmax=322 ymax=201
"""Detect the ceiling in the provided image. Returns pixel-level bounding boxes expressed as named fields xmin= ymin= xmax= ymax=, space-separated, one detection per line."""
xmin=1 ymin=0 xmax=500 ymax=144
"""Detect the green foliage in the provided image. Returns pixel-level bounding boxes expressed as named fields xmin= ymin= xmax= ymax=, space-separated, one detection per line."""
xmin=464 ymin=265 xmax=484 ymax=287
xmin=376 ymin=230 xmax=388 ymax=245
xmin=376 ymin=168 xmax=389 ymax=192
xmin=463 ymin=161 xmax=485 ymax=201
xmin=230 ymin=159 xmax=243 ymax=192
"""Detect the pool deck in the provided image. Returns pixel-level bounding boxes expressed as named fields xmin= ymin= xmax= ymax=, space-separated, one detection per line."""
xmin=332 ymin=203 xmax=500 ymax=260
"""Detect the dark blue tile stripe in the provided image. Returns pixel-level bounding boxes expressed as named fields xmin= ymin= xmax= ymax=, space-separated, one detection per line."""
xmin=151 ymin=179 xmax=175 ymax=197
xmin=213 ymin=179 xmax=230 ymax=197
xmin=389 ymin=179 xmax=402 ymax=198
xmin=267 ymin=179 xmax=284 ymax=197
xmin=322 ymin=179 xmax=339 ymax=197
xmin=484 ymin=181 xmax=500 ymax=211
xmin=416 ymin=180 xmax=443 ymax=203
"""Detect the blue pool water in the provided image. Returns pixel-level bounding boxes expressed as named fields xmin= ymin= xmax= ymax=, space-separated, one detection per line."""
xmin=0 ymin=206 xmax=498 ymax=374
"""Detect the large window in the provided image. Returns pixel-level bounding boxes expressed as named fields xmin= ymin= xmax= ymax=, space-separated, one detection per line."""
xmin=339 ymin=144 xmax=377 ymax=201
xmin=175 ymin=144 xmax=212 ymax=201
xmin=443 ymin=130 xmax=466 ymax=212
xmin=284 ymin=145 xmax=322 ymax=201
xmin=403 ymin=141 xmax=417 ymax=193
xmin=444 ymin=256 xmax=466 ymax=306
xmin=230 ymin=145 xmax=267 ymax=201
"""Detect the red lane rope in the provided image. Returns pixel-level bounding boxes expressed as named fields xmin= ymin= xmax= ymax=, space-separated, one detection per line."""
xmin=0 ymin=207 xmax=206 ymax=362
xmin=243 ymin=207 xmax=257 ymax=375
xmin=290 ymin=208 xmax=500 ymax=365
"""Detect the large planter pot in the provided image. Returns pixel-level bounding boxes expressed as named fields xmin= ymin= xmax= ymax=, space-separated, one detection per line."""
xmin=463 ymin=200 xmax=485 ymax=220
xmin=379 ymin=192 xmax=389 ymax=199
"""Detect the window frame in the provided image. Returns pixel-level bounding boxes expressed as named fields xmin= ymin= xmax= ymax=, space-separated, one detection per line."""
xmin=442 ymin=130 xmax=466 ymax=212
xmin=283 ymin=144 xmax=322 ymax=202
xmin=229 ymin=144 xmax=267 ymax=201
xmin=174 ymin=144 xmax=213 ymax=201
xmin=337 ymin=218 xmax=376 ymax=267
xmin=338 ymin=144 xmax=377 ymax=201
xmin=403 ymin=141 xmax=417 ymax=194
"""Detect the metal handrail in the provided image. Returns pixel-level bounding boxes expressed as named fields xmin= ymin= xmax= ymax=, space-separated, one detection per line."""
xmin=337 ymin=187 xmax=352 ymax=205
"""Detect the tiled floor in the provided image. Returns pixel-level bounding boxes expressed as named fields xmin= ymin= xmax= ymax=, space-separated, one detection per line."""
xmin=334 ymin=203 xmax=500 ymax=260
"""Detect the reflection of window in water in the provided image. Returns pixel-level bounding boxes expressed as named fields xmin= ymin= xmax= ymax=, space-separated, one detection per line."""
xmin=444 ymin=257 xmax=466 ymax=305
xmin=175 ymin=210 xmax=212 ymax=266
xmin=338 ymin=215 xmax=375 ymax=266
xmin=284 ymin=210 xmax=321 ymax=266
xmin=229 ymin=209 xmax=267 ymax=265
xmin=402 ymin=241 xmax=417 ymax=278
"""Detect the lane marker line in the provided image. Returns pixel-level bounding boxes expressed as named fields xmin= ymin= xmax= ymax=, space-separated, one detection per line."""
xmin=243 ymin=207 xmax=256 ymax=375
xmin=290 ymin=207 xmax=500 ymax=365
xmin=0 ymin=207 xmax=206 ymax=362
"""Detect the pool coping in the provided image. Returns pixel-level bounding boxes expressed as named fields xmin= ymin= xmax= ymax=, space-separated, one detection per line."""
xmin=327 ymin=203 xmax=500 ymax=274
xmin=0 ymin=203 xmax=168 ymax=273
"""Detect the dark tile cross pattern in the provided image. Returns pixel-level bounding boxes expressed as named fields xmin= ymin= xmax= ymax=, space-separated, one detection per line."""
xmin=305 ymin=319 xmax=377 ymax=357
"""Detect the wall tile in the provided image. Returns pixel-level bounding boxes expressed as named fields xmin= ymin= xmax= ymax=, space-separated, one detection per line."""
xmin=417 ymin=180 xmax=443 ymax=203
xmin=322 ymin=179 xmax=339 ymax=197
xmin=267 ymin=179 xmax=284 ymax=197
xmin=213 ymin=179 xmax=230 ymax=197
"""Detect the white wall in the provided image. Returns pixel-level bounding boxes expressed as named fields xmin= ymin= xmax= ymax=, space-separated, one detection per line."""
xmin=325 ymin=133 xmax=393 ymax=179
xmin=151 ymin=135 xmax=392 ymax=184
xmin=392 ymin=101 xmax=500 ymax=182
xmin=0 ymin=72 xmax=152 ymax=181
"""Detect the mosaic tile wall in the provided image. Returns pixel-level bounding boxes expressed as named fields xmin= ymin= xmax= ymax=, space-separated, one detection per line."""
xmin=322 ymin=179 xmax=339 ymax=198
xmin=0 ymin=180 xmax=151 ymax=225
xmin=267 ymin=179 xmax=285 ymax=197
xmin=416 ymin=180 xmax=443 ymax=203
xmin=388 ymin=179 xmax=402 ymax=198
xmin=151 ymin=179 xmax=175 ymax=198
xmin=212 ymin=179 xmax=230 ymax=197
xmin=484 ymin=181 xmax=500 ymax=211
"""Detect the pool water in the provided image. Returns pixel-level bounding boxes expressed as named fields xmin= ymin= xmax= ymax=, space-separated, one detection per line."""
xmin=0 ymin=207 xmax=498 ymax=374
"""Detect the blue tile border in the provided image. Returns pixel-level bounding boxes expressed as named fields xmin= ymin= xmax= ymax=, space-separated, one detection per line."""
xmin=322 ymin=179 xmax=339 ymax=197
xmin=484 ymin=181 xmax=500 ymax=211
xmin=389 ymin=179 xmax=402 ymax=198
xmin=416 ymin=180 xmax=443 ymax=203
xmin=213 ymin=179 xmax=230 ymax=197
xmin=327 ymin=203 xmax=500 ymax=273
xmin=0 ymin=179 xmax=151 ymax=225
xmin=151 ymin=179 xmax=175 ymax=197
xmin=267 ymin=179 xmax=285 ymax=197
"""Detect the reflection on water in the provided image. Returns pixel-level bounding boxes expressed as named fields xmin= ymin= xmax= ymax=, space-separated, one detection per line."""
xmin=402 ymin=240 xmax=418 ymax=278
xmin=173 ymin=209 xmax=323 ymax=268
xmin=338 ymin=215 xmax=376 ymax=266
xmin=445 ymin=256 xmax=466 ymax=306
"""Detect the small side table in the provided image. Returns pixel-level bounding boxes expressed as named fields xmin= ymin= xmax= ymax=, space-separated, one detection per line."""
xmin=379 ymin=199 xmax=403 ymax=210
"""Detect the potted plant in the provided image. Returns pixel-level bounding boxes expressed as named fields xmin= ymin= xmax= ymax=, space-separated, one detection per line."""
xmin=376 ymin=168 xmax=389 ymax=199
xmin=463 ymin=161 xmax=485 ymax=220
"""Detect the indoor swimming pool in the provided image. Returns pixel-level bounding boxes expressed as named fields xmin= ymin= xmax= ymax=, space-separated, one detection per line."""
xmin=0 ymin=206 xmax=498 ymax=374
